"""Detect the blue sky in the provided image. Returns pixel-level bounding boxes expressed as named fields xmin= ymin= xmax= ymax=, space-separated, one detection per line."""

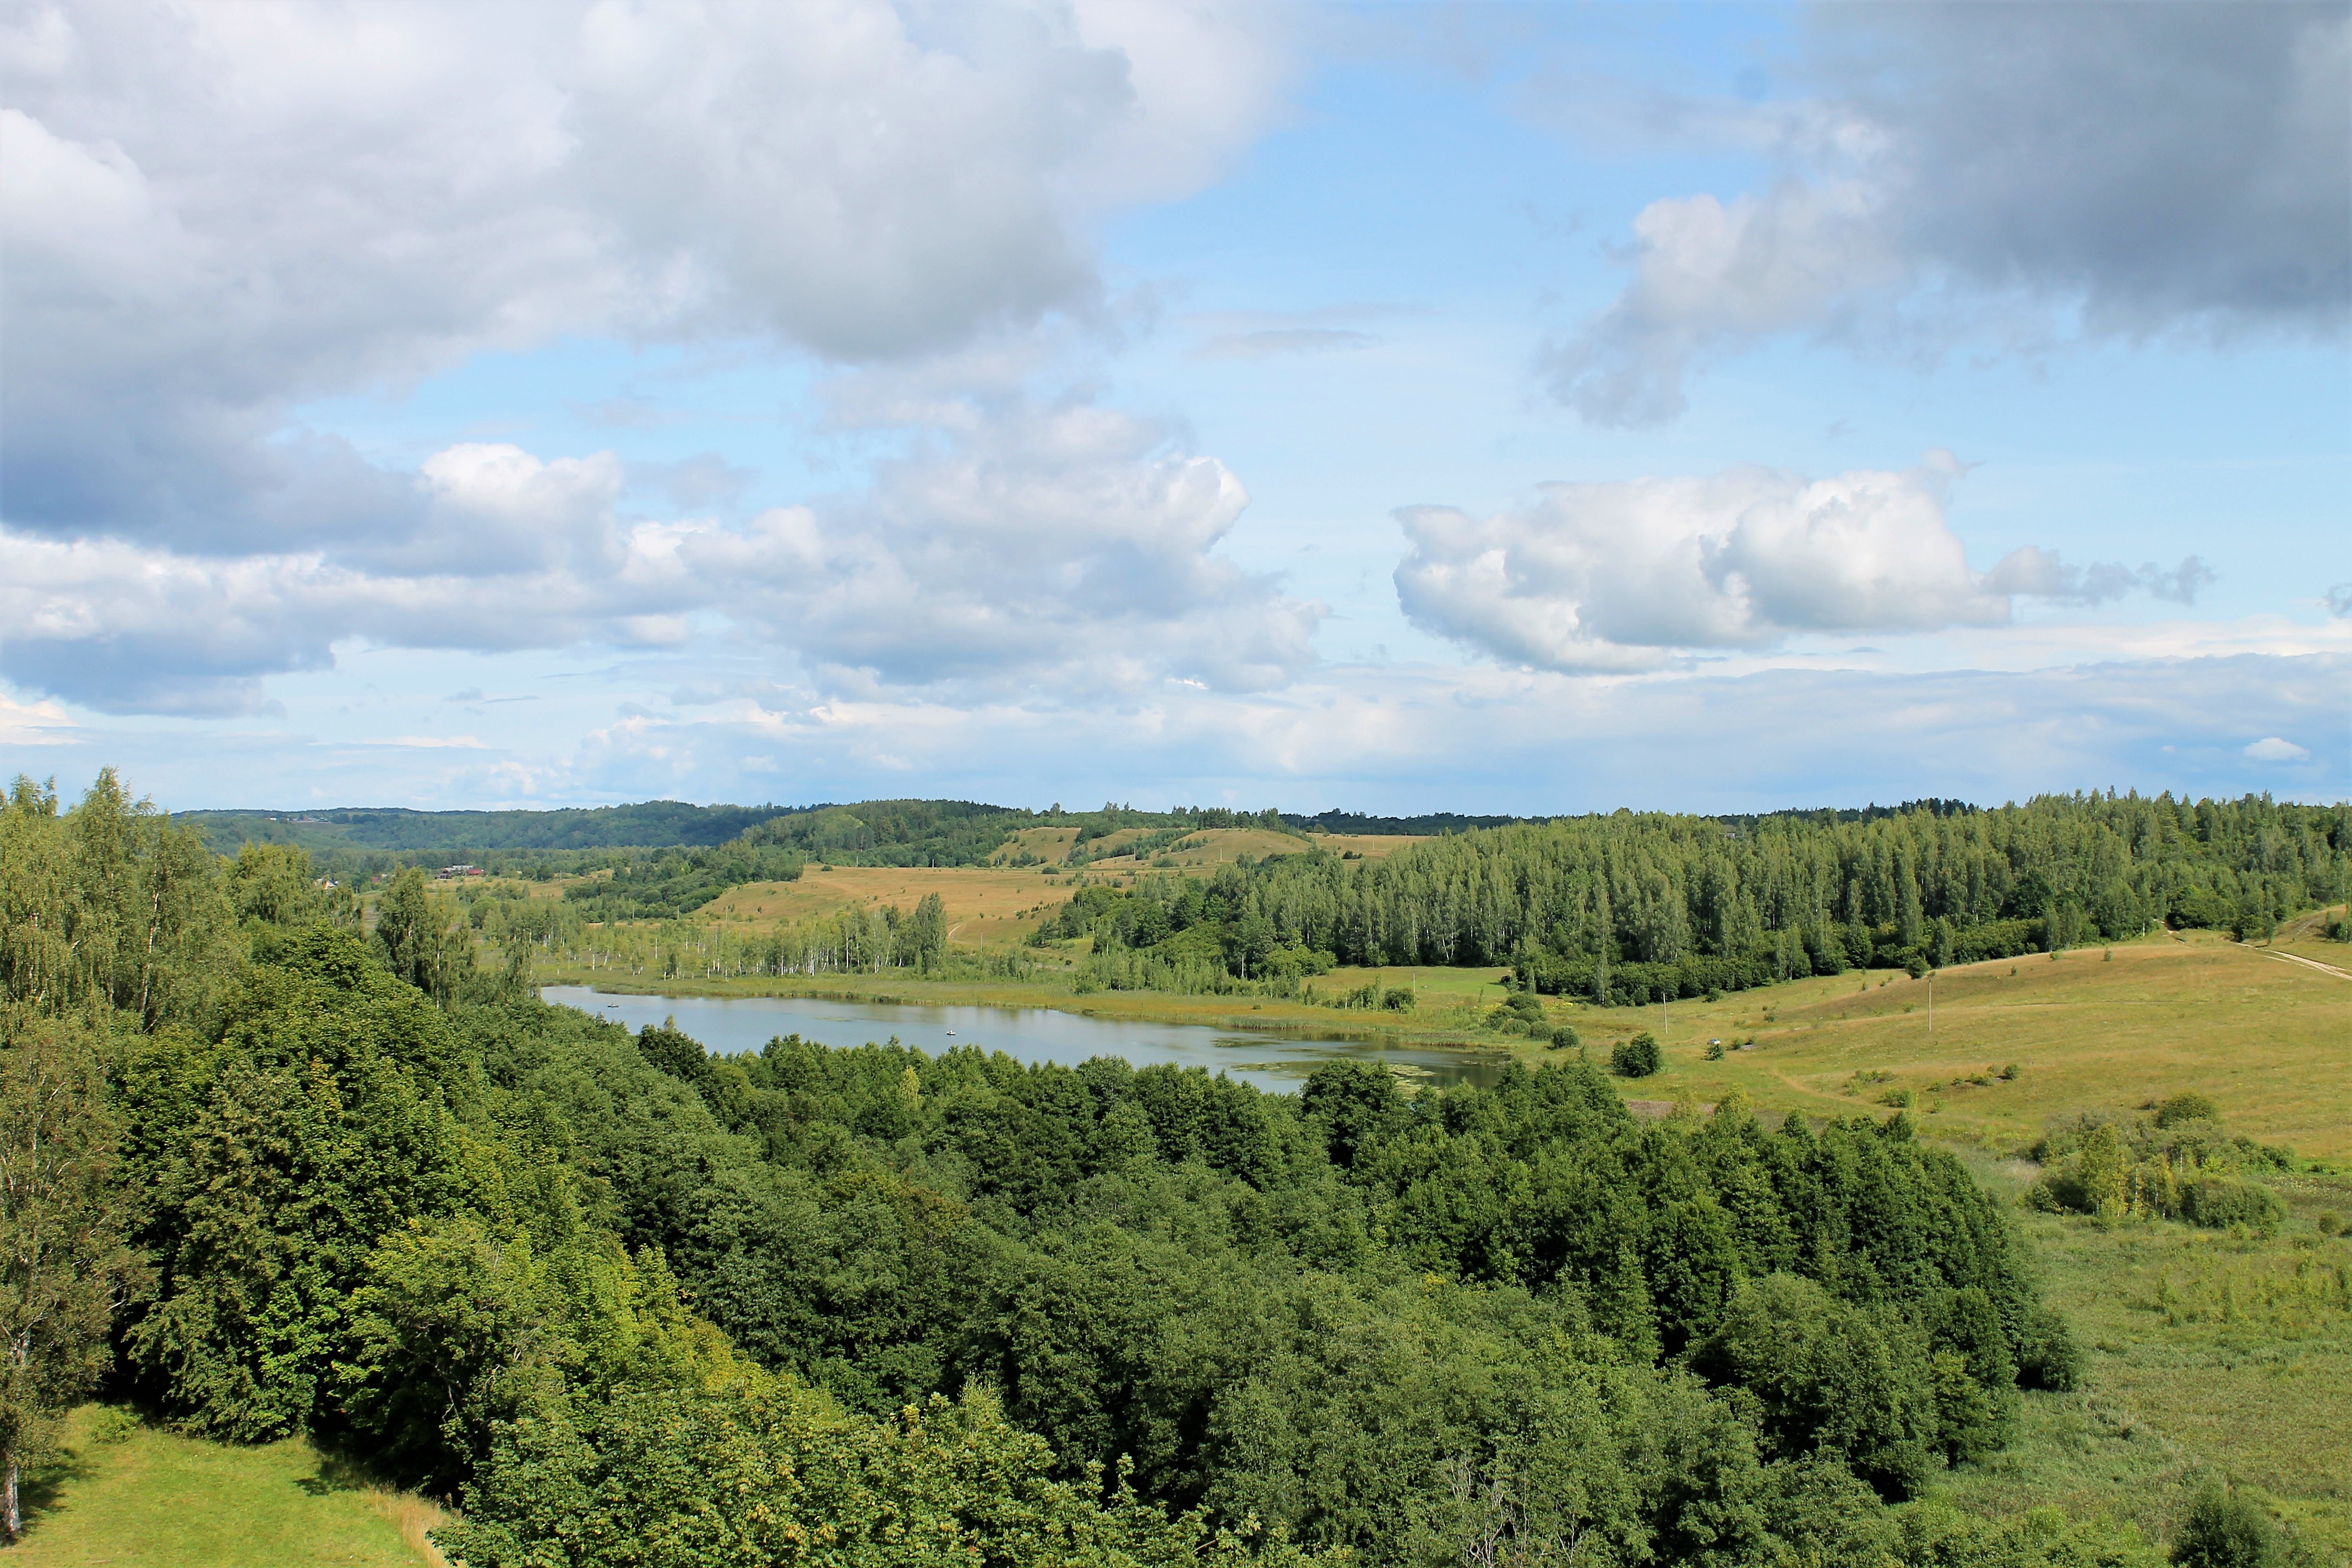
xmin=3 ymin=0 xmax=2345 ymax=814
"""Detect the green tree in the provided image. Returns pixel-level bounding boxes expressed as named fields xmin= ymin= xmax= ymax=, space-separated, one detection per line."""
xmin=1611 ymin=1032 xmax=1663 ymax=1078
xmin=0 ymin=1019 xmax=144 ymax=1540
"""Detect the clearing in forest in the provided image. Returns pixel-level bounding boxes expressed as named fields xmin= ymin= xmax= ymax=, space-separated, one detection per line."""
xmin=2 ymin=1406 xmax=443 ymax=1566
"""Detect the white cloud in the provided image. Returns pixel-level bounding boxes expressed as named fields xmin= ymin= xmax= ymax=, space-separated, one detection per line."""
xmin=1542 ymin=2 xmax=2350 ymax=423
xmin=2244 ymin=736 xmax=2313 ymax=763
xmin=0 ymin=690 xmax=75 ymax=747
xmin=1390 ymin=454 xmax=2196 ymax=673
xmin=687 ymin=399 xmax=1322 ymax=693
xmin=0 ymin=396 xmax=1321 ymax=714
xmin=0 ymin=0 xmax=1288 ymax=548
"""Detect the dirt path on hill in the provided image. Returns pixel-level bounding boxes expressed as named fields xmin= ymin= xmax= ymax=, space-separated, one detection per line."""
xmin=2267 ymin=948 xmax=2352 ymax=982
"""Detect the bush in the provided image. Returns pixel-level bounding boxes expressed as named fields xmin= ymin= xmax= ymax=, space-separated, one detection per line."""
xmin=1611 ymin=1032 xmax=1662 ymax=1079
xmin=1379 ymin=986 xmax=1415 ymax=1012
xmin=2177 ymin=1177 xmax=2286 ymax=1237
xmin=2171 ymin=1485 xmax=2282 ymax=1567
xmin=1548 ymin=1026 xmax=1579 ymax=1051
xmin=2013 ymin=1304 xmax=2084 ymax=1392
xmin=1490 ymin=990 xmax=1547 ymax=1032
xmin=2156 ymin=1092 xmax=2222 ymax=1128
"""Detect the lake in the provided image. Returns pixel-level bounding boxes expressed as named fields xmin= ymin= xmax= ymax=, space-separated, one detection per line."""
xmin=538 ymin=986 xmax=1509 ymax=1095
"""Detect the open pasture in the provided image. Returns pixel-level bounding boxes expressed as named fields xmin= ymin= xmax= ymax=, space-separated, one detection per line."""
xmin=1526 ymin=930 xmax=2350 ymax=1159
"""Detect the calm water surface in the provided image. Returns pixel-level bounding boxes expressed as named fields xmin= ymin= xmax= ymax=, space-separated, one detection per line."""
xmin=540 ymin=986 xmax=1506 ymax=1095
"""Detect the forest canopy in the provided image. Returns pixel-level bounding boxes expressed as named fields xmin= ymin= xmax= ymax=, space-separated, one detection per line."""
xmin=1036 ymin=795 xmax=2350 ymax=1003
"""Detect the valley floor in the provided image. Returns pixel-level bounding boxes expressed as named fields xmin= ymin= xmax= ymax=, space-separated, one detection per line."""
xmin=538 ymin=927 xmax=2352 ymax=1161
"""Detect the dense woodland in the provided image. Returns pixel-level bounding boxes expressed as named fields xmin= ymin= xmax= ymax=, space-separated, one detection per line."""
xmin=178 ymin=798 xmax=1310 ymax=884
xmin=1041 ymin=796 xmax=2352 ymax=1003
xmin=3 ymin=771 xmax=2283 ymax=1565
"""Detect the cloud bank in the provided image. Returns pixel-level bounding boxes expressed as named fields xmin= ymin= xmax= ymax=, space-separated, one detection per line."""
xmin=1543 ymin=2 xmax=2350 ymax=423
xmin=0 ymin=396 xmax=1320 ymax=714
xmin=0 ymin=0 xmax=1286 ymax=548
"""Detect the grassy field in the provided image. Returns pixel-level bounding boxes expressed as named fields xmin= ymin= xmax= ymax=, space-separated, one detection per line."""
xmin=700 ymin=861 xmax=1069 ymax=945
xmin=2271 ymin=903 xmax=2351 ymax=970
xmin=1 ymin=1406 xmax=445 ymax=1566
xmin=1929 ymin=1154 xmax=2352 ymax=1563
xmin=1505 ymin=930 xmax=2351 ymax=1160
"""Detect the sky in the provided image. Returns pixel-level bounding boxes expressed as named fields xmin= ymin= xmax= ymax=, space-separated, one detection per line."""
xmin=2 ymin=0 xmax=2346 ymax=816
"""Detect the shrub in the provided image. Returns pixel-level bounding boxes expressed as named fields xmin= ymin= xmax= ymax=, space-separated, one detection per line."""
xmin=1548 ymin=1026 xmax=1580 ymax=1051
xmin=2171 ymin=1485 xmax=2282 ymax=1567
xmin=2155 ymin=1092 xmax=2222 ymax=1128
xmin=1379 ymin=986 xmax=1415 ymax=1012
xmin=1703 ymin=1040 xmax=1724 ymax=1061
xmin=1611 ymin=1033 xmax=1662 ymax=1079
xmin=2013 ymin=1304 xmax=2084 ymax=1391
xmin=2177 ymin=1177 xmax=2286 ymax=1237
xmin=1490 ymin=991 xmax=1546 ymax=1032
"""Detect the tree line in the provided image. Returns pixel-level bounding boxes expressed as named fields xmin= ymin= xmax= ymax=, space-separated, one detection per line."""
xmin=1036 ymin=794 xmax=2349 ymax=1003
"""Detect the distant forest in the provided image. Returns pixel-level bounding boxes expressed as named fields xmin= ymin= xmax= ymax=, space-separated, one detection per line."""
xmin=1047 ymin=794 xmax=2351 ymax=1001
xmin=173 ymin=798 xmax=1305 ymax=882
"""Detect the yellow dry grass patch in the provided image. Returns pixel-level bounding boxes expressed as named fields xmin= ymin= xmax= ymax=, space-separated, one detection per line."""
xmin=699 ymin=863 xmax=1080 ymax=946
xmin=1303 ymin=833 xmax=1425 ymax=860
xmin=988 ymin=826 xmax=1084 ymax=864
xmin=1521 ymin=930 xmax=2352 ymax=1158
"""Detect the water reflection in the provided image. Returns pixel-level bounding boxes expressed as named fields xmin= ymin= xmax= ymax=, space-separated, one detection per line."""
xmin=539 ymin=986 xmax=1507 ymax=1095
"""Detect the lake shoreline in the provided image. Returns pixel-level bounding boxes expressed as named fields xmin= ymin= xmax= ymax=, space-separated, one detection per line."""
xmin=538 ymin=983 xmax=1518 ymax=1094
xmin=530 ymin=965 xmax=1516 ymax=1050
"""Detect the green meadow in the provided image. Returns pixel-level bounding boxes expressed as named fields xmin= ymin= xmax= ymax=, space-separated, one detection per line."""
xmin=1 ymin=1407 xmax=445 ymax=1567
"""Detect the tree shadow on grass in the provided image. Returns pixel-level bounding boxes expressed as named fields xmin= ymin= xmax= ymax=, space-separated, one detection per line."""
xmin=10 ymin=1406 xmax=127 ymax=1540
xmin=293 ymin=1449 xmax=378 ymax=1498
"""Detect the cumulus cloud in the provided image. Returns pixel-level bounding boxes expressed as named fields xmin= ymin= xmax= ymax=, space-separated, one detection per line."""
xmin=1543 ymin=2 xmax=2350 ymax=423
xmin=0 ymin=398 xmax=1321 ymax=714
xmin=2243 ymin=736 xmax=2312 ymax=763
xmin=689 ymin=401 xmax=1322 ymax=693
xmin=0 ymin=0 xmax=1287 ymax=548
xmin=1393 ymin=455 xmax=2213 ymax=672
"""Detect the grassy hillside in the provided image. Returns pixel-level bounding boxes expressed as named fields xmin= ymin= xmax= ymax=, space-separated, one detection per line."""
xmin=2 ymin=1406 xmax=444 ymax=1566
xmin=1527 ymin=929 xmax=2350 ymax=1159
